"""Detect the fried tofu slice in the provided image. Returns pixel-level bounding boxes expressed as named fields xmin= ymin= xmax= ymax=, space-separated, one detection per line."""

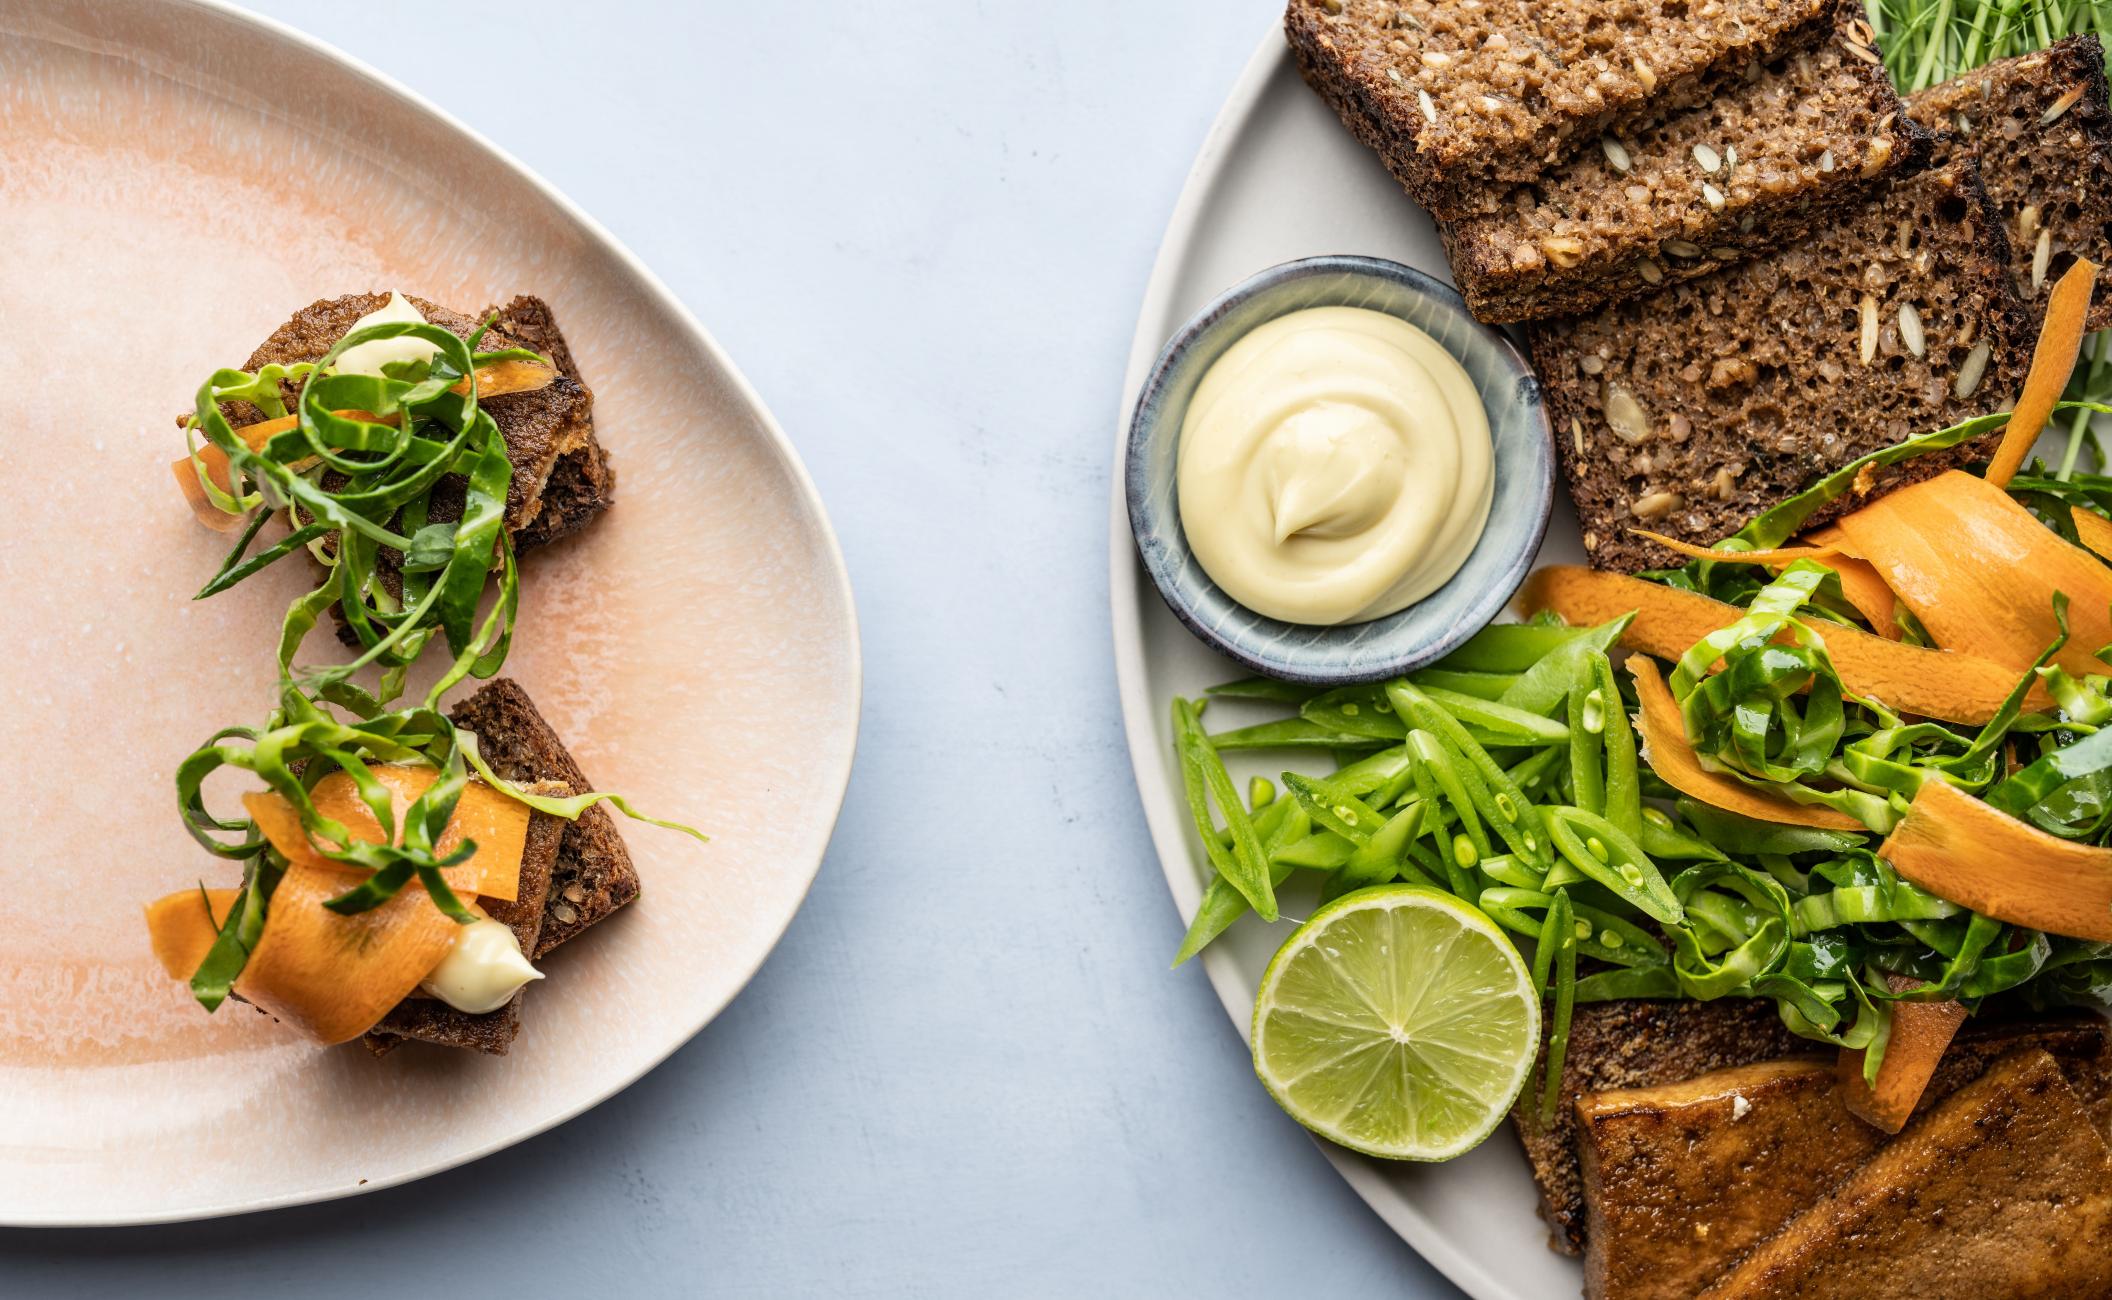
xmin=1578 ymin=1059 xmax=1878 ymax=1300
xmin=1516 ymin=998 xmax=1806 ymax=1254
xmin=1700 ymin=1049 xmax=2112 ymax=1299
xmin=1574 ymin=1012 xmax=2112 ymax=1296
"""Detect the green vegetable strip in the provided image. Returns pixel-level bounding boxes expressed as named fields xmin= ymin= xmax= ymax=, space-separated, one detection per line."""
xmin=1175 ymin=699 xmax=1277 ymax=921
xmin=1594 ymin=655 xmax=1644 ymax=839
xmin=1409 ymin=668 xmax=1520 ymax=701
xmin=1329 ymin=802 xmax=1432 ymax=901
xmin=1281 ymin=772 xmax=1386 ymax=847
xmin=1208 ymin=718 xmax=1389 ymax=751
xmin=1534 ymin=889 xmax=1578 ymax=1128
xmin=1435 ymin=623 xmax=1604 ymax=674
xmin=1545 ymin=807 xmax=1683 ymax=924
xmin=1416 ymin=686 xmax=1570 ymax=746
xmin=1173 ymin=799 xmax=1305 ymax=966
xmin=1496 ymin=614 xmax=1632 ymax=715
xmin=1205 ymin=677 xmax=1322 ymax=704
xmin=1406 ymin=730 xmax=1490 ymax=861
xmin=1568 ymin=663 xmax=1606 ymax=820
xmin=1391 ymin=682 xmax=1552 ymax=869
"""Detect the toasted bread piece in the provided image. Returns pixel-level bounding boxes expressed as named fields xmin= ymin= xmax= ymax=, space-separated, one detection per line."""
xmin=363 ymin=678 xmax=639 ymax=1056
xmin=482 ymin=295 xmax=616 ymax=550
xmin=1529 ymin=159 xmax=2034 ymax=573
xmin=1516 ymin=997 xmax=1806 ymax=1255
xmin=1701 ymin=1048 xmax=2112 ymax=1299
xmin=239 ymin=292 xmax=609 ymax=544
xmin=1910 ymin=35 xmax=2112 ymax=332
xmin=1444 ymin=5 xmax=1929 ymax=323
xmin=444 ymin=678 xmax=638 ymax=958
xmin=1576 ymin=1010 xmax=2112 ymax=1295
xmin=1284 ymin=0 xmax=1844 ymax=218
xmin=361 ymin=779 xmax=569 ymax=1057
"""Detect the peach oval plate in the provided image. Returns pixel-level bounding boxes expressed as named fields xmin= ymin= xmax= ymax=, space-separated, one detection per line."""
xmin=0 ymin=0 xmax=859 ymax=1224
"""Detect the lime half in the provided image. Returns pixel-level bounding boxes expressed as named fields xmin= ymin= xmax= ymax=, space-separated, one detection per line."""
xmin=1252 ymin=886 xmax=1540 ymax=1161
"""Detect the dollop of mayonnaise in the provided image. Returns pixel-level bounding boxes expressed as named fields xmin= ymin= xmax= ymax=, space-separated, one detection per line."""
xmin=332 ymin=290 xmax=442 ymax=379
xmin=1176 ymin=306 xmax=1494 ymax=626
xmin=419 ymin=916 xmax=544 ymax=1014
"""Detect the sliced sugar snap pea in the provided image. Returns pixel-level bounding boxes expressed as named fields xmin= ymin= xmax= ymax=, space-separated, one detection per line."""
xmin=1545 ymin=805 xmax=1682 ymax=924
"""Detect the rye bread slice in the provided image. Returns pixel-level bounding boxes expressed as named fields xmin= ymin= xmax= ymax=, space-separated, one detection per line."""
xmin=1445 ymin=9 xmax=1930 ymax=323
xmin=1285 ymin=0 xmax=1841 ymax=219
xmin=361 ymin=779 xmax=569 ymax=1057
xmin=1909 ymin=34 xmax=2112 ymax=333
xmin=1530 ymin=158 xmax=2034 ymax=573
xmin=239 ymin=292 xmax=607 ymax=545
xmin=483 ymin=294 xmax=617 ymax=550
xmin=445 ymin=678 xmax=638 ymax=958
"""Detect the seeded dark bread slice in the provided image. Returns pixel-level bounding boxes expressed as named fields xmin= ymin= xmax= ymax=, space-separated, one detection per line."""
xmin=482 ymin=295 xmax=618 ymax=548
xmin=445 ymin=677 xmax=638 ymax=958
xmin=1529 ymin=159 xmax=2034 ymax=573
xmin=1909 ymin=35 xmax=2112 ymax=333
xmin=237 ymin=293 xmax=608 ymax=544
xmin=361 ymin=779 xmax=570 ymax=1057
xmin=1285 ymin=0 xmax=1841 ymax=220
xmin=1445 ymin=9 xmax=1931 ymax=323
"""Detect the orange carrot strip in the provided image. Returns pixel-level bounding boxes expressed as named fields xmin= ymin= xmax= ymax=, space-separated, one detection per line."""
xmin=1838 ymin=973 xmax=1967 ymax=1134
xmin=144 ymin=888 xmax=241 ymax=983
xmin=172 ymin=408 xmax=391 ymax=530
xmin=1802 ymin=524 xmax=1868 ymax=562
xmin=1880 ymin=777 xmax=2112 ymax=942
xmin=1798 ymin=526 xmax=1899 ymax=639
xmin=1834 ymin=470 xmax=2112 ymax=679
xmin=1986 ymin=256 xmax=2099 ymax=488
xmin=143 ymin=868 xmax=461 ymax=1045
xmin=1628 ymin=658 xmax=1863 ymax=829
xmin=1628 ymin=530 xmax=1839 ymax=565
xmin=1518 ymin=567 xmax=2035 ymax=725
xmin=242 ymin=764 xmax=528 ymax=902
xmin=2072 ymin=506 xmax=2112 ymax=564
xmin=454 ymin=358 xmax=556 ymax=398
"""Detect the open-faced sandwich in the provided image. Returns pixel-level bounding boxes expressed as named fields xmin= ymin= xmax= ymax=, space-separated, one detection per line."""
xmin=149 ymin=291 xmax=695 ymax=1056
xmin=1146 ymin=5 xmax=2112 ymax=1297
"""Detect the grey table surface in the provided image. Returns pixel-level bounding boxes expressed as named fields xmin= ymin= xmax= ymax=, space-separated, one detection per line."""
xmin=0 ymin=2 xmax=1464 ymax=1295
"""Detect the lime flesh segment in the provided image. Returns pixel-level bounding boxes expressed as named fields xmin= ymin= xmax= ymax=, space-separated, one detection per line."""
xmin=1252 ymin=886 xmax=1540 ymax=1161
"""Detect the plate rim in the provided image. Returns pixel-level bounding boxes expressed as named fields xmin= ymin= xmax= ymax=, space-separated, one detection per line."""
xmin=5 ymin=0 xmax=863 ymax=1228
xmin=1106 ymin=19 xmax=1520 ymax=1300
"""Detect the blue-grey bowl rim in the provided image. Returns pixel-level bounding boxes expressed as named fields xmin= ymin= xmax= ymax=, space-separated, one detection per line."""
xmin=1123 ymin=254 xmax=1555 ymax=685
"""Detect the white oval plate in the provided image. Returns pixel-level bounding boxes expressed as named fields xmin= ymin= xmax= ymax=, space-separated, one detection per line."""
xmin=1109 ymin=22 xmax=1588 ymax=1300
xmin=0 ymin=0 xmax=859 ymax=1224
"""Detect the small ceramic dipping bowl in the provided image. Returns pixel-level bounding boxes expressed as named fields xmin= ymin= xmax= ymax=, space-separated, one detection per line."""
xmin=1124 ymin=255 xmax=1555 ymax=685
